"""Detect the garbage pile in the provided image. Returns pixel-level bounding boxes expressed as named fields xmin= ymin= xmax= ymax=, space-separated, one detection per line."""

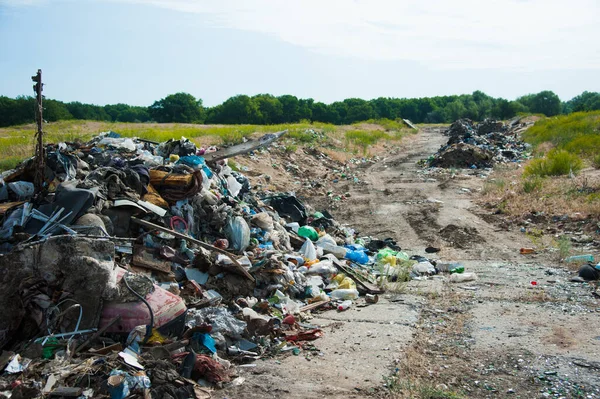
xmin=428 ymin=118 xmax=531 ymax=169
xmin=0 ymin=130 xmax=472 ymax=398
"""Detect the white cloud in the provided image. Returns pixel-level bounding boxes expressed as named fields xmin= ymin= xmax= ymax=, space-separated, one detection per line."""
xmin=7 ymin=0 xmax=600 ymax=70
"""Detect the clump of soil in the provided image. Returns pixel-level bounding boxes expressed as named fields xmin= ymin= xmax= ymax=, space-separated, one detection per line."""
xmin=438 ymin=224 xmax=485 ymax=248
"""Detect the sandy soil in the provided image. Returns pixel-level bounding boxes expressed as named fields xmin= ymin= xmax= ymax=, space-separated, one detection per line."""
xmin=222 ymin=128 xmax=600 ymax=399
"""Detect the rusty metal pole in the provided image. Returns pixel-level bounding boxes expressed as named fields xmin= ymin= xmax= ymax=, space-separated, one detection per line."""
xmin=32 ymin=69 xmax=45 ymax=194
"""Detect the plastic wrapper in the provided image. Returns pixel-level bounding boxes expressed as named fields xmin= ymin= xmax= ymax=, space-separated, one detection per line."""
xmin=298 ymin=226 xmax=319 ymax=241
xmin=306 ymin=259 xmax=336 ymax=276
xmin=186 ymin=307 xmax=246 ymax=338
xmin=299 ymin=239 xmax=317 ymax=261
xmin=226 ymin=216 xmax=250 ymax=252
xmin=251 ymin=212 xmax=274 ymax=231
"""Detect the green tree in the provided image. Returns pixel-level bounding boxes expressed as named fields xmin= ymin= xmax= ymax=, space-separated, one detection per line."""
xmin=278 ymin=95 xmax=300 ymax=122
xmin=567 ymin=91 xmax=600 ymax=112
xmin=148 ymin=92 xmax=205 ymax=123
xmin=253 ymin=94 xmax=283 ymax=124
xmin=44 ymin=99 xmax=73 ymax=122
xmin=214 ymin=95 xmax=262 ymax=124
xmin=445 ymin=100 xmax=467 ymax=121
xmin=343 ymin=98 xmax=374 ymax=124
xmin=518 ymin=91 xmax=561 ymax=116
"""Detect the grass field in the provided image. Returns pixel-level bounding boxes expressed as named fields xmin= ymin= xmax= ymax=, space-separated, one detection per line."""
xmin=0 ymin=119 xmax=416 ymax=171
xmin=523 ymin=111 xmax=600 ymax=158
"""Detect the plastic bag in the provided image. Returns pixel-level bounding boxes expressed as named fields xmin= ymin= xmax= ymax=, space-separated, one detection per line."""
xmin=306 ymin=259 xmax=336 ymax=276
xmin=226 ymin=216 xmax=250 ymax=252
xmin=252 ymin=212 xmax=274 ymax=231
xmin=8 ymin=181 xmax=34 ymax=200
xmin=330 ymin=289 xmax=359 ymax=300
xmin=187 ymin=307 xmax=246 ymax=338
xmin=449 ymin=272 xmax=478 ymax=283
xmin=299 ymin=239 xmax=317 ymax=261
xmin=226 ymin=175 xmax=243 ymax=197
xmin=298 ymin=226 xmax=319 ymax=241
xmin=345 ymin=248 xmax=369 ymax=264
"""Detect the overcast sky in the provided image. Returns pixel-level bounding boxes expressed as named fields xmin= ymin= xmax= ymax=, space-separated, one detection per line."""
xmin=1 ymin=0 xmax=599 ymax=106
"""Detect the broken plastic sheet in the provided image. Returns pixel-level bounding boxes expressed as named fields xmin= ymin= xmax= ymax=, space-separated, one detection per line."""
xmin=186 ymin=307 xmax=246 ymax=338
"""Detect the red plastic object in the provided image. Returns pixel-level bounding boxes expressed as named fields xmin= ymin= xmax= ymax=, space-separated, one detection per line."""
xmin=285 ymin=328 xmax=324 ymax=342
xmin=531 ymin=281 xmax=538 ymax=286
xmin=99 ymin=267 xmax=186 ymax=333
xmin=283 ymin=314 xmax=296 ymax=325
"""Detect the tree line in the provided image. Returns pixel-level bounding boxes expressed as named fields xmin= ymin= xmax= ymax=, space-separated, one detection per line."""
xmin=1 ymin=90 xmax=599 ymax=128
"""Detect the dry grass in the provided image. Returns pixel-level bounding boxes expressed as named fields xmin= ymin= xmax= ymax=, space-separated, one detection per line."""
xmin=480 ymin=164 xmax=600 ymax=217
xmin=515 ymin=287 xmax=558 ymax=303
xmin=386 ymin=286 xmax=469 ymax=399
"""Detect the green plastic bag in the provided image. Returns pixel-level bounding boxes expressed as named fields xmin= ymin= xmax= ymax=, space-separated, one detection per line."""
xmin=298 ymin=226 xmax=319 ymax=241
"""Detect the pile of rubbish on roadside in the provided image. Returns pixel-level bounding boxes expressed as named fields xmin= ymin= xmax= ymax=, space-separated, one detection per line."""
xmin=0 ymin=130 xmax=474 ymax=398
xmin=427 ymin=118 xmax=532 ymax=169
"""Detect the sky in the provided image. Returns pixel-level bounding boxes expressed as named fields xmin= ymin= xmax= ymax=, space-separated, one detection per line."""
xmin=0 ymin=0 xmax=599 ymax=107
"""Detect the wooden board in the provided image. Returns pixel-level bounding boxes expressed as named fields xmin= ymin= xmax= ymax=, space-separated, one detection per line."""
xmin=203 ymin=130 xmax=287 ymax=163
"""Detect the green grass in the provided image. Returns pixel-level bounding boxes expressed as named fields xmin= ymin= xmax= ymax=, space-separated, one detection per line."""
xmin=522 ymin=176 xmax=544 ymax=193
xmin=0 ymin=119 xmax=414 ymax=171
xmin=345 ymin=120 xmax=414 ymax=153
xmin=524 ymin=149 xmax=583 ymax=177
xmin=593 ymin=154 xmax=600 ymax=169
xmin=523 ymin=111 xmax=600 ymax=157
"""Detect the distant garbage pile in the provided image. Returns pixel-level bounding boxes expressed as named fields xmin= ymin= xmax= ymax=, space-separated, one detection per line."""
xmin=428 ymin=118 xmax=531 ymax=169
xmin=0 ymin=130 xmax=471 ymax=397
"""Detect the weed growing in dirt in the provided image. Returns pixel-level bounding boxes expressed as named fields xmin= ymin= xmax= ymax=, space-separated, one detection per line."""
xmin=283 ymin=144 xmax=298 ymax=153
xmin=384 ymin=377 xmax=465 ymax=399
xmin=552 ymin=236 xmax=572 ymax=260
xmin=524 ymin=150 xmax=583 ymax=177
xmin=593 ymin=154 xmax=600 ymax=169
xmin=482 ymin=178 xmax=507 ymax=195
xmin=522 ymin=177 xmax=543 ymax=193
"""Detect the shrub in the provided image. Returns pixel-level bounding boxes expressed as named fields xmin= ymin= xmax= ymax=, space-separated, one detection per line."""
xmin=524 ymin=150 xmax=583 ymax=177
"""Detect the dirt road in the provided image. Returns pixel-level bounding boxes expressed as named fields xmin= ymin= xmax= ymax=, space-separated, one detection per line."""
xmin=224 ymin=128 xmax=600 ymax=398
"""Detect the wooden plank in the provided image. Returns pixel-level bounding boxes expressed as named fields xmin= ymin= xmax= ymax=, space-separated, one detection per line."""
xmin=74 ymin=316 xmax=121 ymax=355
xmin=203 ymin=130 xmax=287 ymax=163
xmin=402 ymin=119 xmax=418 ymax=130
xmin=0 ymin=201 xmax=24 ymax=216
xmin=132 ymin=245 xmax=172 ymax=273
xmin=336 ymin=263 xmax=385 ymax=295
xmin=300 ymin=298 xmax=330 ymax=312
xmin=131 ymin=217 xmax=255 ymax=282
xmin=49 ymin=387 xmax=83 ymax=397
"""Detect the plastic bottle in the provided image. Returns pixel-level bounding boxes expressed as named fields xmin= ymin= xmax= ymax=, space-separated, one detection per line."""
xmin=338 ymin=300 xmax=352 ymax=311
xmin=329 ymin=289 xmax=359 ymax=300
xmin=565 ymin=254 xmax=594 ymax=263
xmin=449 ymin=265 xmax=465 ymax=274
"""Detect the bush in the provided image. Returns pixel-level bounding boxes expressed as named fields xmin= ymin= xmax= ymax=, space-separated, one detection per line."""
xmin=524 ymin=150 xmax=583 ymax=177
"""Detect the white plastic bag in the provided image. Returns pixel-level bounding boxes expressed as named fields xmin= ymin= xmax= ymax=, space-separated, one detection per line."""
xmin=299 ymin=239 xmax=317 ymax=260
xmin=226 ymin=216 xmax=250 ymax=252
